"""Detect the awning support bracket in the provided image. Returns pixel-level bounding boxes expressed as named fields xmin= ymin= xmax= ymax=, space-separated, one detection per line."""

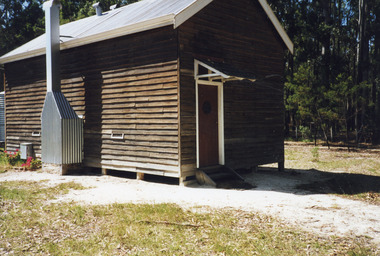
xmin=194 ymin=59 xmax=256 ymax=83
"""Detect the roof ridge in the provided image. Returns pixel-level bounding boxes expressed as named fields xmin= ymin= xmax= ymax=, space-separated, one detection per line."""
xmin=0 ymin=0 xmax=293 ymax=64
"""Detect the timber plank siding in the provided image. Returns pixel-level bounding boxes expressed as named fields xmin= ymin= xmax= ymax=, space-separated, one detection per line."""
xmin=3 ymin=0 xmax=289 ymax=182
xmin=178 ymin=0 xmax=286 ymax=175
xmin=4 ymin=26 xmax=180 ymax=177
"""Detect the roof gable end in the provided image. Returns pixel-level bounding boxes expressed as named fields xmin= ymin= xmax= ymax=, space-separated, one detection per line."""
xmin=0 ymin=0 xmax=292 ymax=64
xmin=257 ymin=0 xmax=293 ymax=54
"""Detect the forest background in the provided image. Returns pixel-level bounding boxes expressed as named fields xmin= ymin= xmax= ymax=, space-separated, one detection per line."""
xmin=0 ymin=0 xmax=379 ymax=145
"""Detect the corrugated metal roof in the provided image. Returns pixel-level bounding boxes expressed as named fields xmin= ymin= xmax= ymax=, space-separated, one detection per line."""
xmin=0 ymin=0 xmax=293 ymax=64
xmin=0 ymin=0 xmax=212 ymax=64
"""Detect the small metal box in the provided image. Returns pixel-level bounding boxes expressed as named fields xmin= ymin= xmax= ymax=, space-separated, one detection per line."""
xmin=20 ymin=143 xmax=34 ymax=160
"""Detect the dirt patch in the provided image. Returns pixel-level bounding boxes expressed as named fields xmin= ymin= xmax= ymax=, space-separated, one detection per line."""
xmin=1 ymin=169 xmax=380 ymax=251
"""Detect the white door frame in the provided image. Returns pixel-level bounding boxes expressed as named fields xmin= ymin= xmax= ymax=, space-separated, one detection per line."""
xmin=195 ymin=79 xmax=225 ymax=168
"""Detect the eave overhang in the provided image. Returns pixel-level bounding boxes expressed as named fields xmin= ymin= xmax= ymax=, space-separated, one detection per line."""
xmin=0 ymin=0 xmax=293 ymax=65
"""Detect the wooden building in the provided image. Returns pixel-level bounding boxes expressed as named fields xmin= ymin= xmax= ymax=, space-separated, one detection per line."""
xmin=0 ymin=0 xmax=293 ymax=184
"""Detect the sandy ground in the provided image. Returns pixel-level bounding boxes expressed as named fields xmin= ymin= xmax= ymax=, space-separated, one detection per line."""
xmin=1 ymin=169 xmax=379 ymax=249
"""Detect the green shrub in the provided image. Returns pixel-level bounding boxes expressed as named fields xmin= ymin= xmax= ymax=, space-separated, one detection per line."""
xmin=3 ymin=149 xmax=23 ymax=166
xmin=0 ymin=149 xmax=41 ymax=170
xmin=30 ymin=158 xmax=42 ymax=170
xmin=0 ymin=148 xmax=8 ymax=166
xmin=311 ymin=147 xmax=319 ymax=162
xmin=21 ymin=157 xmax=42 ymax=170
xmin=299 ymin=125 xmax=312 ymax=140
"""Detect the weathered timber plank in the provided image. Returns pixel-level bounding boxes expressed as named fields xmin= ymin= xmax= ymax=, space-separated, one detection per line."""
xmin=100 ymin=118 xmax=178 ymax=125
xmin=101 ymin=61 xmax=178 ymax=78
xmin=100 ymin=124 xmax=179 ymax=130
xmin=101 ymin=139 xmax=178 ymax=148
xmin=101 ymin=149 xmax=178 ymax=160
xmin=101 ymin=154 xmax=178 ymax=166
xmin=102 ymin=95 xmax=177 ymax=104
xmin=101 ymin=107 xmax=177 ymax=115
xmin=101 ymin=82 xmax=177 ymax=93
xmin=101 ymin=143 xmax=178 ymax=154
xmin=101 ymin=88 xmax=178 ymax=99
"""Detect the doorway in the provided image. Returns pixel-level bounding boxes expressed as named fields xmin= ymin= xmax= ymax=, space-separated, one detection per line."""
xmin=198 ymin=84 xmax=219 ymax=167
xmin=196 ymin=80 xmax=224 ymax=168
xmin=194 ymin=59 xmax=257 ymax=169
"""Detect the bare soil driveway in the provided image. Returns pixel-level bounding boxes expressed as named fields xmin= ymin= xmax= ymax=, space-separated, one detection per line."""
xmin=1 ymin=166 xmax=379 ymax=250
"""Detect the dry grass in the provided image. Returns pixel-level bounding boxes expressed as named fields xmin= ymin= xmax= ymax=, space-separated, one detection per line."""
xmin=0 ymin=180 xmax=377 ymax=255
xmin=285 ymin=142 xmax=380 ymax=205
xmin=1 ymin=143 xmax=379 ymax=254
xmin=285 ymin=142 xmax=380 ymax=176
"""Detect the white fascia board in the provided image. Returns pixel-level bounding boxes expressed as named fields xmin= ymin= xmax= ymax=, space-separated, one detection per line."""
xmin=0 ymin=14 xmax=175 ymax=64
xmin=257 ymin=0 xmax=294 ymax=54
xmin=0 ymin=48 xmax=46 ymax=64
xmin=195 ymin=59 xmax=230 ymax=79
xmin=174 ymin=0 xmax=213 ymax=28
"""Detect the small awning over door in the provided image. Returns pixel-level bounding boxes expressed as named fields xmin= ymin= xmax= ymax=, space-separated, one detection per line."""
xmin=194 ymin=59 xmax=257 ymax=83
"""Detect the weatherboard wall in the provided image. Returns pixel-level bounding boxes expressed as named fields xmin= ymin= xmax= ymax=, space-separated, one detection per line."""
xmin=4 ymin=26 xmax=180 ymax=176
xmin=4 ymin=0 xmax=287 ymax=180
xmin=178 ymin=0 xmax=286 ymax=174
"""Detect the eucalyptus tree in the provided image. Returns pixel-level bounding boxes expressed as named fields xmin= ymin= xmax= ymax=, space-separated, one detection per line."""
xmin=269 ymin=0 xmax=380 ymax=145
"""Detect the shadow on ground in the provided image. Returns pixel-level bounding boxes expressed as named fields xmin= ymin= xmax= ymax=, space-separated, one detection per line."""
xmin=68 ymin=166 xmax=380 ymax=196
xmin=240 ymin=167 xmax=380 ymax=195
xmin=67 ymin=167 xmax=181 ymax=186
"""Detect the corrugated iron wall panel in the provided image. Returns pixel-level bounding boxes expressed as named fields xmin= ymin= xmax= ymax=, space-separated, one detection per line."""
xmin=42 ymin=91 xmax=83 ymax=165
xmin=0 ymin=92 xmax=5 ymax=142
xmin=62 ymin=117 xmax=83 ymax=164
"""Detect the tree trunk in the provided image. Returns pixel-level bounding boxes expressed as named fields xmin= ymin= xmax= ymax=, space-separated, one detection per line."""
xmin=372 ymin=3 xmax=380 ymax=144
xmin=321 ymin=0 xmax=332 ymax=87
xmin=356 ymin=0 xmax=370 ymax=144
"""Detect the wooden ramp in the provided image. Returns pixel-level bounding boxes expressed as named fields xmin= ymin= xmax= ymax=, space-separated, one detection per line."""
xmin=196 ymin=165 xmax=253 ymax=189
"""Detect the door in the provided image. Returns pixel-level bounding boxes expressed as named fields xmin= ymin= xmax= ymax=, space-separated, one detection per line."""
xmin=198 ymin=84 xmax=219 ymax=167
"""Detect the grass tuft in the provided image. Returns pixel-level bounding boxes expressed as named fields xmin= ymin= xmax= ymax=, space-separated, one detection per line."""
xmin=311 ymin=147 xmax=320 ymax=162
xmin=44 ymin=181 xmax=87 ymax=197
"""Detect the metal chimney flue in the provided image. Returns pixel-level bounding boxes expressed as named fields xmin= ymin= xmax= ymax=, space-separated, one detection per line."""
xmin=43 ymin=0 xmax=61 ymax=92
xmin=92 ymin=2 xmax=103 ymax=16
xmin=110 ymin=4 xmax=117 ymax=11
xmin=41 ymin=0 xmax=83 ymax=173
